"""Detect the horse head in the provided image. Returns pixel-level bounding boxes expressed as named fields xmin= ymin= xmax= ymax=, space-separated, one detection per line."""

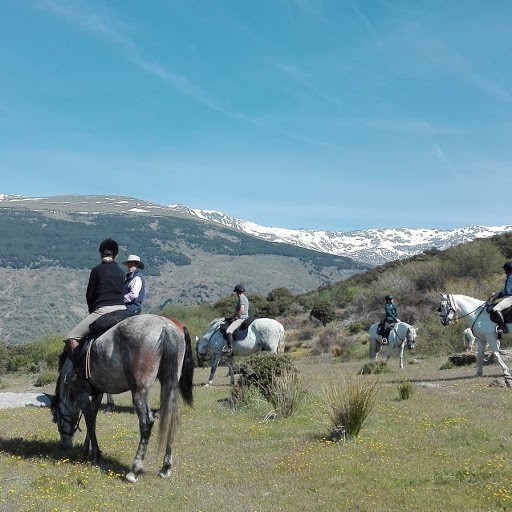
xmin=406 ymin=325 xmax=417 ymax=349
xmin=195 ymin=318 xmax=224 ymax=364
xmin=51 ymin=357 xmax=82 ymax=449
xmin=438 ymin=293 xmax=457 ymax=326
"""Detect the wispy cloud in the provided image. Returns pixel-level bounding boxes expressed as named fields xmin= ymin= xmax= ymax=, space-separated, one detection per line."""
xmin=38 ymin=0 xmax=250 ymax=120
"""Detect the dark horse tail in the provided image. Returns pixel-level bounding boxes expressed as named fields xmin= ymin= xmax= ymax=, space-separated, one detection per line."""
xmin=157 ymin=324 xmax=194 ymax=455
xmin=179 ymin=326 xmax=194 ymax=406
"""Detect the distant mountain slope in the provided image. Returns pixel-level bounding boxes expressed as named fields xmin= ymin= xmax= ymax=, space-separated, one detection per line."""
xmin=168 ymin=204 xmax=512 ymax=265
xmin=3 ymin=193 xmax=511 ymax=266
xmin=0 ymin=194 xmax=365 ymax=344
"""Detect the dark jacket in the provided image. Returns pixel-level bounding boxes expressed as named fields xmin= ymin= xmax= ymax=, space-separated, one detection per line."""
xmin=86 ymin=261 xmax=125 ymax=313
xmin=124 ymin=268 xmax=146 ymax=314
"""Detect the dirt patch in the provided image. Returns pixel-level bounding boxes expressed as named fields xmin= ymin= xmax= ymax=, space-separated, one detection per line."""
xmin=0 ymin=392 xmax=51 ymax=409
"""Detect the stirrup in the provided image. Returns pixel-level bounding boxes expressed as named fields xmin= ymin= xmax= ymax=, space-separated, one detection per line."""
xmin=381 ymin=338 xmax=387 ymax=345
xmin=222 ymin=345 xmax=232 ymax=354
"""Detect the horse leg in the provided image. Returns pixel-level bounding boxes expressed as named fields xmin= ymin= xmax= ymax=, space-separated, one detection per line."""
xmin=486 ymin=336 xmax=512 ymax=386
xmin=83 ymin=392 xmax=104 ymax=456
xmin=206 ymin=354 xmax=221 ymax=386
xmin=476 ymin=340 xmax=485 ymax=377
xmin=105 ymin=393 xmax=115 ymax=413
xmin=399 ymin=343 xmax=405 ymax=369
xmin=75 ymin=385 xmax=101 ymax=467
xmin=226 ymin=357 xmax=235 ymax=386
xmin=493 ymin=351 xmax=512 ymax=387
xmin=125 ymin=390 xmax=154 ymax=483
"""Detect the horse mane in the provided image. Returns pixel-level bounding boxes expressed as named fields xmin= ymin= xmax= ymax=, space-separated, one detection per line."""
xmin=209 ymin=318 xmax=224 ymax=328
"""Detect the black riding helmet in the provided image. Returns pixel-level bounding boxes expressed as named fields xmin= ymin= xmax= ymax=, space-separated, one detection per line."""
xmin=503 ymin=262 xmax=512 ymax=273
xmin=99 ymin=238 xmax=119 ymax=257
xmin=233 ymin=283 xmax=246 ymax=293
xmin=385 ymin=295 xmax=393 ymax=300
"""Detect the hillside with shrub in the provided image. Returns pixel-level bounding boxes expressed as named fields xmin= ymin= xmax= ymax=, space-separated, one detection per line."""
xmin=4 ymin=232 xmax=512 ymax=378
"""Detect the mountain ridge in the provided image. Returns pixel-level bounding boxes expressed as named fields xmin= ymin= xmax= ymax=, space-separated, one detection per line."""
xmin=2 ymin=193 xmax=511 ymax=266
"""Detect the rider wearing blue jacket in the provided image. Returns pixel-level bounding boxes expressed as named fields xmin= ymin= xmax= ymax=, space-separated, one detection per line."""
xmin=381 ymin=295 xmax=399 ymax=343
xmin=123 ymin=255 xmax=146 ymax=315
xmin=490 ymin=262 xmax=512 ymax=333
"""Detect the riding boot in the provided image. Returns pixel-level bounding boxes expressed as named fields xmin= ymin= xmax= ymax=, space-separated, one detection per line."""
xmin=222 ymin=333 xmax=233 ymax=354
xmin=494 ymin=311 xmax=509 ymax=334
xmin=65 ymin=338 xmax=83 ymax=381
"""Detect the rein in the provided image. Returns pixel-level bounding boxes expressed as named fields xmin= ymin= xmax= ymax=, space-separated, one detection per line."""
xmin=197 ymin=325 xmax=222 ymax=357
xmin=56 ymin=370 xmax=83 ymax=436
xmin=446 ymin=294 xmax=486 ymax=322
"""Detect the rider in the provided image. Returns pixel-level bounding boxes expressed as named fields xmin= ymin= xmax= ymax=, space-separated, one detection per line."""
xmin=123 ymin=254 xmax=146 ymax=315
xmin=489 ymin=262 xmax=512 ymax=334
xmin=222 ymin=283 xmax=249 ymax=355
xmin=64 ymin=238 xmax=126 ymax=380
xmin=381 ymin=295 xmax=399 ymax=344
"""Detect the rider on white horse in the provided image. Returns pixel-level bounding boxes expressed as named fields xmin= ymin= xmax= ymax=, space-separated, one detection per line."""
xmin=222 ymin=283 xmax=249 ymax=355
xmin=380 ymin=295 xmax=399 ymax=345
xmin=488 ymin=262 xmax=512 ymax=334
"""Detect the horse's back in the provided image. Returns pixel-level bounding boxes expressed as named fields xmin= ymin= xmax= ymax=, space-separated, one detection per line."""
xmin=89 ymin=314 xmax=182 ymax=393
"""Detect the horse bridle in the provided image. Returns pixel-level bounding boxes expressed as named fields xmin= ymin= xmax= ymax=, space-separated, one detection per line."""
xmin=196 ymin=325 xmax=221 ymax=360
xmin=393 ymin=324 xmax=414 ymax=344
xmin=54 ymin=371 xmax=82 ymax=437
xmin=439 ymin=294 xmax=486 ymax=327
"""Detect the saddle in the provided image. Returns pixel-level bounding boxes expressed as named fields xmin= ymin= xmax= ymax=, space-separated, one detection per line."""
xmin=220 ymin=316 xmax=256 ymax=342
xmin=77 ymin=310 xmax=134 ymax=360
xmin=89 ymin=309 xmax=133 ymax=337
xmin=377 ymin=320 xmax=394 ymax=339
xmin=487 ymin=304 xmax=512 ymax=324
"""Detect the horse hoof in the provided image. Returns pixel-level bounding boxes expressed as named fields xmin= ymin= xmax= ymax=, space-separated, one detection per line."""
xmin=125 ymin=472 xmax=138 ymax=483
xmin=158 ymin=469 xmax=172 ymax=478
xmin=204 ymin=381 xmax=212 ymax=387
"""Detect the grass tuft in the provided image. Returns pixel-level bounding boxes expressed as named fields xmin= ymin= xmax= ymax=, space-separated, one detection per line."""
xmin=318 ymin=375 xmax=378 ymax=441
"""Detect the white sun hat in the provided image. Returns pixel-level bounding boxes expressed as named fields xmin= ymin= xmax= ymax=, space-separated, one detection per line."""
xmin=122 ymin=254 xmax=144 ymax=269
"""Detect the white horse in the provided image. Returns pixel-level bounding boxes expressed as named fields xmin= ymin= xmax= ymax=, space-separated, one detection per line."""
xmin=368 ymin=321 xmax=418 ymax=369
xmin=438 ymin=293 xmax=511 ymax=385
xmin=196 ymin=317 xmax=285 ymax=386
xmin=463 ymin=327 xmax=476 ymax=353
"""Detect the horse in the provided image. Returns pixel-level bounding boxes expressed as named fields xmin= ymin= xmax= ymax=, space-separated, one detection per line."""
xmin=368 ymin=321 xmax=418 ymax=369
xmin=104 ymin=316 xmax=191 ymax=413
xmin=49 ymin=314 xmax=194 ymax=483
xmin=438 ymin=293 xmax=512 ymax=386
xmin=196 ymin=317 xmax=285 ymax=386
xmin=463 ymin=327 xmax=476 ymax=353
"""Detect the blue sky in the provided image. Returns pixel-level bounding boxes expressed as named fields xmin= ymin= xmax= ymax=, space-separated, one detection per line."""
xmin=1 ymin=0 xmax=512 ymax=232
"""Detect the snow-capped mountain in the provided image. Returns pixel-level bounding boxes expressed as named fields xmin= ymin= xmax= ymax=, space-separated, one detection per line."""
xmin=167 ymin=204 xmax=512 ymax=265
xmin=1 ymin=194 xmax=511 ymax=266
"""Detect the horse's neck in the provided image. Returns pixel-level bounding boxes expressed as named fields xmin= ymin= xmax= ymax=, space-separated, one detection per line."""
xmin=454 ymin=295 xmax=484 ymax=321
xmin=394 ymin=322 xmax=409 ymax=335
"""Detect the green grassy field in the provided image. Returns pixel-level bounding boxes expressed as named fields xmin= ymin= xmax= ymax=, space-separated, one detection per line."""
xmin=1 ymin=355 xmax=512 ymax=512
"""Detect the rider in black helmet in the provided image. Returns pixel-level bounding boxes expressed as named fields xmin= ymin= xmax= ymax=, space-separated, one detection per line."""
xmin=222 ymin=284 xmax=249 ymax=354
xmin=381 ymin=295 xmax=399 ymax=344
xmin=64 ymin=238 xmax=126 ymax=380
xmin=489 ymin=262 xmax=512 ymax=334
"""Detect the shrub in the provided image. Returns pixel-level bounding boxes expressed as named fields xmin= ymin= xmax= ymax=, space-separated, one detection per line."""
xmin=310 ymin=300 xmax=336 ymax=326
xmin=318 ymin=375 xmax=378 ymax=441
xmin=231 ymin=353 xmax=297 ymax=409
xmin=359 ymin=361 xmax=387 ymax=375
xmin=35 ymin=370 xmax=58 ymax=387
xmin=266 ymin=370 xmax=306 ymax=418
xmin=397 ymin=380 xmax=414 ymax=400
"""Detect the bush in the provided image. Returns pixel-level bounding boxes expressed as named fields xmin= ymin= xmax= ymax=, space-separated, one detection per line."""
xmin=35 ymin=370 xmax=58 ymax=387
xmin=397 ymin=380 xmax=414 ymax=400
xmin=359 ymin=361 xmax=387 ymax=375
xmin=231 ymin=353 xmax=297 ymax=409
xmin=310 ymin=300 xmax=336 ymax=326
xmin=318 ymin=375 xmax=378 ymax=441
xmin=266 ymin=370 xmax=306 ymax=418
